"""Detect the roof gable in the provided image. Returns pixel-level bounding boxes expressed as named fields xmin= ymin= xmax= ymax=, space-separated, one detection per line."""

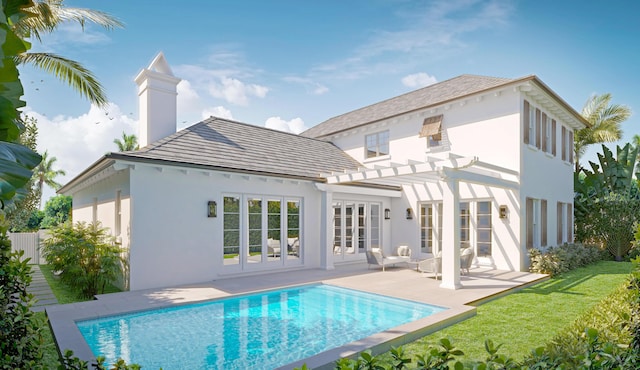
xmin=114 ymin=117 xmax=362 ymax=180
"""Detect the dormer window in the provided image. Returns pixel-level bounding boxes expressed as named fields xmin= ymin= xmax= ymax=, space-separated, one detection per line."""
xmin=365 ymin=131 xmax=389 ymax=158
xmin=419 ymin=114 xmax=443 ymax=147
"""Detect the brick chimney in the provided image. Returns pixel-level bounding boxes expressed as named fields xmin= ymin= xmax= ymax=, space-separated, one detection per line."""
xmin=134 ymin=52 xmax=181 ymax=147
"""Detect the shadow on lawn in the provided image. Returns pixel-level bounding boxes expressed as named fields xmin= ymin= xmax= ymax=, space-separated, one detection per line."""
xmin=520 ymin=260 xmax=632 ymax=296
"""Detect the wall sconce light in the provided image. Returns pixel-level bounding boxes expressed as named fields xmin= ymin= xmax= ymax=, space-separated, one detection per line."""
xmin=499 ymin=205 xmax=508 ymax=219
xmin=384 ymin=208 xmax=391 ymax=220
xmin=207 ymin=201 xmax=217 ymax=218
xmin=406 ymin=208 xmax=413 ymax=219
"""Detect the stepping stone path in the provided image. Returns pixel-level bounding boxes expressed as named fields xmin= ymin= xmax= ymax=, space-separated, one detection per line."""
xmin=27 ymin=265 xmax=58 ymax=312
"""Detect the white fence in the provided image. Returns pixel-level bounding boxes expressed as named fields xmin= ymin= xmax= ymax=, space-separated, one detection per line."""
xmin=9 ymin=231 xmax=48 ymax=264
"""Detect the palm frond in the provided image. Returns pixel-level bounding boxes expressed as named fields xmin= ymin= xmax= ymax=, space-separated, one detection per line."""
xmin=12 ymin=1 xmax=56 ymax=41
xmin=55 ymin=7 xmax=124 ymax=30
xmin=13 ymin=0 xmax=124 ymax=41
xmin=15 ymin=52 xmax=108 ymax=107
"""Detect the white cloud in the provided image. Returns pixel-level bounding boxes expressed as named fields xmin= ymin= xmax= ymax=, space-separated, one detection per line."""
xmin=202 ymin=106 xmax=233 ymax=120
xmin=401 ymin=72 xmax=437 ymax=88
xmin=284 ymin=76 xmax=329 ymax=95
xmin=24 ymin=104 xmax=137 ymax=204
xmin=177 ymin=80 xmax=201 ymax=112
xmin=208 ymin=77 xmax=269 ymax=106
xmin=30 ymin=23 xmax=113 ymax=53
xmin=312 ymin=0 xmax=514 ymax=81
xmin=264 ymin=117 xmax=307 ymax=134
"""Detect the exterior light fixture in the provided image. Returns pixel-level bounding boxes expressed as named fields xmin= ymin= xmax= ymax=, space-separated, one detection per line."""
xmin=499 ymin=205 xmax=508 ymax=219
xmin=384 ymin=208 xmax=391 ymax=219
xmin=406 ymin=208 xmax=413 ymax=219
xmin=207 ymin=201 xmax=217 ymax=218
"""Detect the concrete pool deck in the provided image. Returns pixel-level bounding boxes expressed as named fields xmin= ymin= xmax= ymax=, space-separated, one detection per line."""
xmin=46 ymin=264 xmax=547 ymax=369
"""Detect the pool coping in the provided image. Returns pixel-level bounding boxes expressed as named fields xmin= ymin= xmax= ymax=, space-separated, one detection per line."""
xmin=46 ymin=265 xmax=548 ymax=369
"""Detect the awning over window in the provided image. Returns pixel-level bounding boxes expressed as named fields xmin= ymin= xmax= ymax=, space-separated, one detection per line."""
xmin=419 ymin=114 xmax=443 ymax=138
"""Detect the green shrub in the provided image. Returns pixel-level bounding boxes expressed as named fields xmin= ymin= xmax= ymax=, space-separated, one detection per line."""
xmin=42 ymin=221 xmax=125 ymax=298
xmin=0 ymin=213 xmax=44 ymax=369
xmin=529 ymin=243 xmax=604 ymax=276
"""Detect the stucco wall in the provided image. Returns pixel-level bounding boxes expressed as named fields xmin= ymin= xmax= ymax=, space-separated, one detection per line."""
xmin=127 ymin=165 xmax=324 ymax=290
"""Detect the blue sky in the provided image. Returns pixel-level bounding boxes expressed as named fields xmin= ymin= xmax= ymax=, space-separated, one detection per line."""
xmin=20 ymin=0 xmax=640 ymax=203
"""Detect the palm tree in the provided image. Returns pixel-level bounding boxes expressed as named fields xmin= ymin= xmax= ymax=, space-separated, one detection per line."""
xmin=12 ymin=0 xmax=124 ymax=107
xmin=34 ymin=150 xmax=66 ymax=208
xmin=575 ymin=93 xmax=632 ymax=172
xmin=114 ymin=132 xmax=139 ymax=151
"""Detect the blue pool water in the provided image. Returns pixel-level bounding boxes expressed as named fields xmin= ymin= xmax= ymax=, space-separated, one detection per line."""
xmin=77 ymin=284 xmax=445 ymax=369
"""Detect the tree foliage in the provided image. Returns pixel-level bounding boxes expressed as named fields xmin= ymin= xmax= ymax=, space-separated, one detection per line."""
xmin=575 ymin=144 xmax=640 ymax=260
xmin=39 ymin=193 xmax=70 ymax=228
xmin=575 ymin=93 xmax=632 ymax=171
xmin=12 ymin=0 xmax=124 ymax=107
xmin=33 ymin=150 xmax=65 ymax=208
xmin=5 ymin=116 xmax=40 ymax=231
xmin=42 ymin=221 xmax=124 ymax=298
xmin=113 ymin=131 xmax=138 ymax=151
xmin=0 ymin=0 xmax=42 ymax=209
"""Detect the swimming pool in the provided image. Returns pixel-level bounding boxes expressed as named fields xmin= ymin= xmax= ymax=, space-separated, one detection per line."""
xmin=77 ymin=284 xmax=445 ymax=369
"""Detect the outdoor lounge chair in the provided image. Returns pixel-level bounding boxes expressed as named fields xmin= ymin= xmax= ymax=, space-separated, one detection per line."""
xmin=460 ymin=247 xmax=475 ymax=275
xmin=267 ymin=238 xmax=281 ymax=257
xmin=418 ymin=251 xmax=441 ymax=279
xmin=365 ymin=246 xmax=412 ymax=271
xmin=419 ymin=248 xmax=474 ymax=279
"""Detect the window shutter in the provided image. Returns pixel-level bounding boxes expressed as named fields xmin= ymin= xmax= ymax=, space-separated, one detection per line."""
xmin=551 ymin=119 xmax=557 ymax=156
xmin=567 ymin=203 xmax=573 ymax=242
xmin=526 ymin=198 xmax=533 ymax=249
xmin=557 ymin=202 xmax=563 ymax=244
xmin=541 ymin=113 xmax=548 ymax=152
xmin=561 ymin=126 xmax=567 ymax=161
xmin=568 ymin=130 xmax=574 ymax=163
xmin=535 ymin=109 xmax=542 ymax=149
xmin=523 ymin=100 xmax=530 ymax=144
xmin=419 ymin=115 xmax=443 ymax=137
xmin=541 ymin=199 xmax=547 ymax=247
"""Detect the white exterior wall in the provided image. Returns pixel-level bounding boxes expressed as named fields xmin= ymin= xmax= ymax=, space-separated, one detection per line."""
xmin=127 ymin=165 xmax=325 ymax=290
xmin=70 ymin=170 xmax=131 ymax=249
xmin=519 ymin=93 xmax=576 ymax=258
xmin=327 ymin=86 xmax=577 ymax=273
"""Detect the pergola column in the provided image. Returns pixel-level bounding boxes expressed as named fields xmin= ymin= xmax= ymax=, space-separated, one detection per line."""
xmin=320 ymin=190 xmax=335 ymax=270
xmin=440 ymin=175 xmax=462 ymax=289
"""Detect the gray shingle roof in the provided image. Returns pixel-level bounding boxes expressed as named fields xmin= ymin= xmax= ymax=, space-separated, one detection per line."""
xmin=301 ymin=74 xmax=515 ymax=138
xmin=113 ymin=117 xmax=362 ymax=180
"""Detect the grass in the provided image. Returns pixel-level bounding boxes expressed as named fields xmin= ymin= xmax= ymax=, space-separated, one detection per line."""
xmin=39 ymin=264 xmax=121 ymax=304
xmin=386 ymin=260 xmax=633 ymax=364
xmin=36 ymin=265 xmax=122 ymax=367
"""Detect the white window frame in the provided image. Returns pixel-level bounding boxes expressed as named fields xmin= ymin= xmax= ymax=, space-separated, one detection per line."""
xmin=419 ymin=202 xmax=442 ymax=255
xmin=333 ymin=201 xmax=381 ymax=258
xmin=223 ymin=193 xmax=303 ymax=270
xmin=365 ymin=130 xmax=389 ymax=158
xmin=532 ymin=199 xmax=540 ymax=248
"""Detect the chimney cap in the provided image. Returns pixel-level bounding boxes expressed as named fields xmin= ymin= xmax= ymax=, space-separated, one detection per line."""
xmin=134 ymin=52 xmax=180 ymax=85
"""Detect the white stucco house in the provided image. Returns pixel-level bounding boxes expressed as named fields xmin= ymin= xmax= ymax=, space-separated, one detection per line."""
xmin=58 ymin=53 xmax=588 ymax=291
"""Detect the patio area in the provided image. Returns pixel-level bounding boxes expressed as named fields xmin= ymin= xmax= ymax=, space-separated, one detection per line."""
xmin=46 ymin=263 xmax=547 ymax=369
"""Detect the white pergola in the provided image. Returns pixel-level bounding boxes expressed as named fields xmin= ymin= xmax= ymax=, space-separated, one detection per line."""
xmin=323 ymin=154 xmax=520 ymax=289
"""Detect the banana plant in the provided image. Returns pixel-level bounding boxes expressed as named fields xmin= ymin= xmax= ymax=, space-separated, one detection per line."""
xmin=0 ymin=0 xmax=42 ymax=208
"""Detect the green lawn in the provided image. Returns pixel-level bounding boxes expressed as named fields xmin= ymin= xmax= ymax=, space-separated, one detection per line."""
xmin=37 ymin=265 xmax=122 ymax=366
xmin=390 ymin=260 xmax=633 ymax=363
xmin=39 ymin=264 xmax=121 ymax=304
